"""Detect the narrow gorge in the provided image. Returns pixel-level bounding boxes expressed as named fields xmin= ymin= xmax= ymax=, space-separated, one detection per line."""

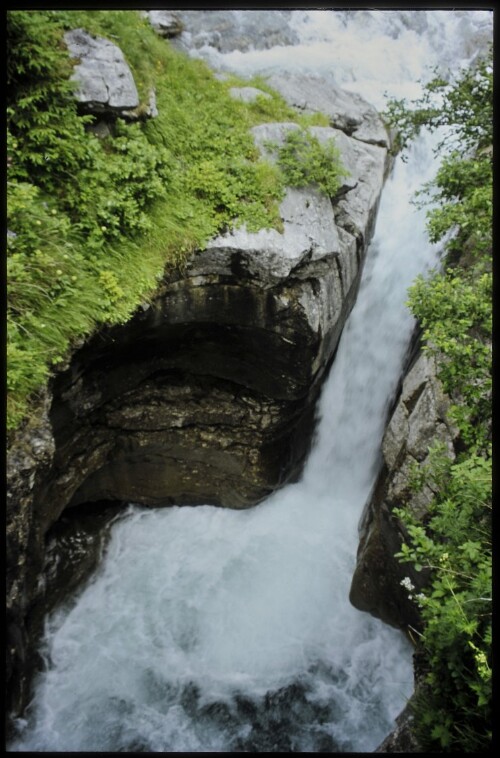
xmin=7 ymin=9 xmax=492 ymax=752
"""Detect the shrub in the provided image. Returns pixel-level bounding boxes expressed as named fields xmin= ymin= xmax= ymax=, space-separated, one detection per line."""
xmin=395 ymin=448 xmax=492 ymax=751
xmin=386 ymin=46 xmax=492 ymax=751
xmin=7 ymin=10 xmax=339 ymax=433
xmin=269 ymin=126 xmax=348 ymax=197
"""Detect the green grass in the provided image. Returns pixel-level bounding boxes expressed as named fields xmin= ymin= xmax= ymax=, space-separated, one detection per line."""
xmin=7 ymin=10 xmax=343 ymax=433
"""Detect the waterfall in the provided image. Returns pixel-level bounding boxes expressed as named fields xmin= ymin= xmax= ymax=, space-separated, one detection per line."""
xmin=9 ymin=10 xmax=492 ymax=753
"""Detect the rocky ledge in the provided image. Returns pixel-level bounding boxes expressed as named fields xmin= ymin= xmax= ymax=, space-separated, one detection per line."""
xmin=347 ymin=341 xmax=460 ymax=752
xmin=7 ymin=69 xmax=390 ymax=723
xmin=349 ymin=346 xmax=458 ymax=632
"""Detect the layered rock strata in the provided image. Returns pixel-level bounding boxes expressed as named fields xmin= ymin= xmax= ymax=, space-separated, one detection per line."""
xmin=34 ymin=117 xmax=388 ymax=525
xmin=6 ymin=66 xmax=390 ymax=723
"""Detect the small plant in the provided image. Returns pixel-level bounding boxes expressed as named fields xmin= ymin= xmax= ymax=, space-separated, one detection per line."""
xmin=6 ymin=10 xmax=296 ymax=432
xmin=268 ymin=126 xmax=348 ymax=197
xmin=383 ymin=49 xmax=492 ymax=155
xmin=407 ymin=268 xmax=491 ymax=452
xmin=386 ymin=45 xmax=492 ymax=752
xmin=394 ymin=450 xmax=492 ymax=751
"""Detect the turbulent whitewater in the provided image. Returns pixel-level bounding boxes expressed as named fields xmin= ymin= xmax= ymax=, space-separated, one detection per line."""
xmin=9 ymin=9 xmax=492 ymax=753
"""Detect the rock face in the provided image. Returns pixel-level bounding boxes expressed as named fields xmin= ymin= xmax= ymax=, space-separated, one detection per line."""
xmin=174 ymin=10 xmax=299 ymax=53
xmin=64 ymin=29 xmax=139 ymax=117
xmin=6 ymin=391 xmax=54 ymax=716
xmin=146 ymin=11 xmax=183 ymax=38
xmin=349 ymin=348 xmax=459 ymax=631
xmin=6 ymin=72 xmax=390 ymax=724
xmin=375 ymin=698 xmax=422 ymax=752
xmin=36 ymin=119 xmax=388 ymax=523
xmin=265 ymin=73 xmax=391 ymax=148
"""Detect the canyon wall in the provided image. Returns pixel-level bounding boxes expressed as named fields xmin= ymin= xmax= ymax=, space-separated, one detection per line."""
xmin=6 ymin=40 xmax=391 ymax=721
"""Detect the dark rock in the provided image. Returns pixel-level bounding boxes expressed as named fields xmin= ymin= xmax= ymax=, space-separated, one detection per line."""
xmin=350 ymin=352 xmax=459 ymax=631
xmin=375 ymin=696 xmax=422 ymax=752
xmin=42 ymin=500 xmax=124 ymax=613
xmin=6 ymin=389 xmax=55 ymax=724
xmin=41 ymin=113 xmax=385 ymax=521
xmin=6 ymin=80 xmax=389 ymax=726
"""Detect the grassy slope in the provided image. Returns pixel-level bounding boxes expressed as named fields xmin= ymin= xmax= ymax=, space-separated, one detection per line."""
xmin=7 ymin=10 xmax=333 ymax=432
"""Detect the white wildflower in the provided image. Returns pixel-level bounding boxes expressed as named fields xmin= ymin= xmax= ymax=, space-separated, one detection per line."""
xmin=400 ymin=577 xmax=415 ymax=592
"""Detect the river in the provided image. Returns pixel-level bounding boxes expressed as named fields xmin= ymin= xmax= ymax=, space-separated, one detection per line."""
xmin=9 ymin=9 xmax=492 ymax=753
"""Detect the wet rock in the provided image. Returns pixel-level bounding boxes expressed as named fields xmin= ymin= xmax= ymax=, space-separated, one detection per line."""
xmin=174 ymin=10 xmax=299 ymax=54
xmin=6 ymin=389 xmax=55 ymax=721
xmin=43 ymin=140 xmax=366 ymax=516
xmin=350 ymin=351 xmax=459 ymax=630
xmin=375 ymin=696 xmax=422 ymax=752
xmin=64 ymin=29 xmax=139 ymax=117
xmin=7 ymin=77 xmax=389 ymax=724
xmin=43 ymin=501 xmax=124 ymax=613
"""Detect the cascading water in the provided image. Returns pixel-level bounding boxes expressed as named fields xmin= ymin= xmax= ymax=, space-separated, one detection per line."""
xmin=9 ymin=10 xmax=492 ymax=753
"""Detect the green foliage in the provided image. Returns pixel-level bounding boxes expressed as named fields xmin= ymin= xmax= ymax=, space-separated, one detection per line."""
xmin=10 ymin=10 xmax=333 ymax=431
xmin=387 ymin=46 xmax=492 ymax=752
xmin=395 ymin=449 xmax=492 ymax=751
xmin=412 ymin=150 xmax=492 ymax=269
xmin=7 ymin=181 xmax=98 ymax=426
xmin=237 ymin=74 xmax=330 ymax=127
xmin=7 ymin=9 xmax=343 ymax=432
xmin=268 ymin=126 xmax=348 ymax=197
xmin=408 ymin=268 xmax=491 ymax=451
xmin=7 ymin=10 xmax=94 ymax=189
xmin=67 ymin=121 xmax=173 ymax=250
xmin=384 ymin=48 xmax=492 ymax=154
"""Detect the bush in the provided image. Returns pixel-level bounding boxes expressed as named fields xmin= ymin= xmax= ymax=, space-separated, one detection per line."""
xmin=395 ymin=448 xmax=491 ymax=750
xmin=384 ymin=49 xmax=492 ymax=155
xmin=408 ymin=269 xmax=491 ymax=452
xmin=7 ymin=10 xmax=311 ymax=432
xmin=7 ymin=10 xmax=342 ymax=433
xmin=386 ymin=46 xmax=492 ymax=751
xmin=270 ymin=126 xmax=348 ymax=197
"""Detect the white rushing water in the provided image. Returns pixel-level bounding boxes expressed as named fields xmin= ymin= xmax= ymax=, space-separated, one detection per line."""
xmin=10 ymin=10 xmax=492 ymax=753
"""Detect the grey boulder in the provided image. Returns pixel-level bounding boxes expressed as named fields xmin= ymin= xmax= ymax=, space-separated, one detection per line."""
xmin=64 ymin=28 xmax=139 ymax=117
